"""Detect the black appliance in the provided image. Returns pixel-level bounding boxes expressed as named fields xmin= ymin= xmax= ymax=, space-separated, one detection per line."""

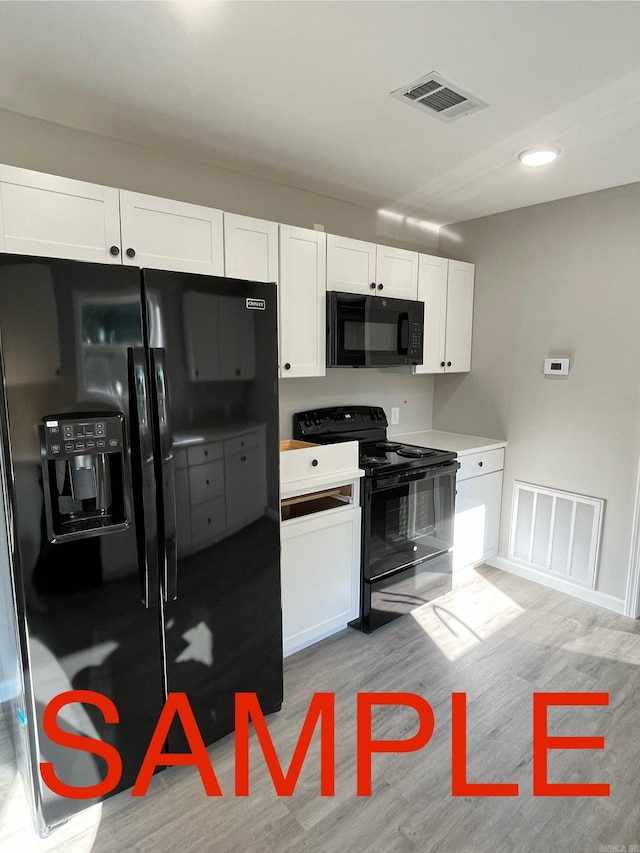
xmin=0 ymin=255 xmax=282 ymax=835
xmin=294 ymin=405 xmax=459 ymax=632
xmin=326 ymin=291 xmax=424 ymax=368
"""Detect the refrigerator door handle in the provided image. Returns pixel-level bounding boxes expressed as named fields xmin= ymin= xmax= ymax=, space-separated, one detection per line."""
xmin=127 ymin=347 xmax=159 ymax=608
xmin=150 ymin=347 xmax=178 ymax=602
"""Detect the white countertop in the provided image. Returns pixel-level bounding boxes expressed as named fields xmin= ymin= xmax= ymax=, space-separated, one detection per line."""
xmin=392 ymin=429 xmax=506 ymax=456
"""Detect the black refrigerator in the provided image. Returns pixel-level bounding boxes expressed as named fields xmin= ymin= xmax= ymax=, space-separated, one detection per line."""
xmin=0 ymin=255 xmax=283 ymax=835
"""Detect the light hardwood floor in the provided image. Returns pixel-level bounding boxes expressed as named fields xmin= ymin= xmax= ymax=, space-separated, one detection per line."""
xmin=2 ymin=564 xmax=640 ymax=853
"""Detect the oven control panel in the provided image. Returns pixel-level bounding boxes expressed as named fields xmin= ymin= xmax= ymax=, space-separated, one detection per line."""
xmin=293 ymin=405 xmax=387 ymax=437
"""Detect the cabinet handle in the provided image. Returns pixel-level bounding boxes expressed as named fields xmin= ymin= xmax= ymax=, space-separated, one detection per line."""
xmin=206 ymin=479 xmax=210 ymax=485
xmin=447 ymin=361 xmax=452 ymax=367
xmin=311 ymin=459 xmax=318 ymax=467
xmin=109 ymin=245 xmax=120 ymax=256
xmin=284 ymin=362 xmax=291 ymax=370
xmin=126 ymin=247 xmax=136 ymax=258
xmin=204 ymin=450 xmax=208 ymax=456
xmin=440 ymin=361 xmax=445 ymax=367
xmin=478 ymin=461 xmax=484 ymax=467
xmin=377 ymin=283 xmax=384 ymax=291
xmin=235 ymin=369 xmax=241 ymax=376
xmin=370 ymin=282 xmax=377 ymax=290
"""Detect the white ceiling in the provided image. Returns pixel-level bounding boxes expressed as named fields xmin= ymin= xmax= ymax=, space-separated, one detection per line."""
xmin=1 ymin=1 xmax=640 ymax=225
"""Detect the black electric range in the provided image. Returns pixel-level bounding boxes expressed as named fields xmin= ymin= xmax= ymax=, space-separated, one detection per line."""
xmin=293 ymin=405 xmax=460 ymax=632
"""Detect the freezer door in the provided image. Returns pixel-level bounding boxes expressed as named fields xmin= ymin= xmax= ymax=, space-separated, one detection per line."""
xmin=0 ymin=255 xmax=166 ymax=834
xmin=142 ymin=270 xmax=283 ymax=751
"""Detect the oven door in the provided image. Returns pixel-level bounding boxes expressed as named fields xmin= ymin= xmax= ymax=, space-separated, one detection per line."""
xmin=363 ymin=462 xmax=458 ymax=581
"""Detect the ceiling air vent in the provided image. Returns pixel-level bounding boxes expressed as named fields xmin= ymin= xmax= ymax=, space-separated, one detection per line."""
xmin=390 ymin=71 xmax=489 ymax=122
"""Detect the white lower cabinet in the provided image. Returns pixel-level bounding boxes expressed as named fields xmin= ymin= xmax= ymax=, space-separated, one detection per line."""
xmin=281 ymin=505 xmax=360 ymax=657
xmin=453 ymin=448 xmax=504 ymax=571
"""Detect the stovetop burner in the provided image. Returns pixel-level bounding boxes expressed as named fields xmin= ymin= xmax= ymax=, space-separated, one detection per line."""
xmin=395 ymin=446 xmax=439 ymax=458
xmin=360 ymin=455 xmax=391 ymax=467
xmin=374 ymin=440 xmax=402 ymax=451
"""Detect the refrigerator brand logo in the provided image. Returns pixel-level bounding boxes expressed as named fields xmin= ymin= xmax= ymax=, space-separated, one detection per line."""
xmin=246 ymin=298 xmax=266 ymax=311
xmin=39 ymin=690 xmax=610 ymax=800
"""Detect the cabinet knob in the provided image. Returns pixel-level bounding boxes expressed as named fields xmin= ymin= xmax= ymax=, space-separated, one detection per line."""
xmin=447 ymin=361 xmax=452 ymax=367
xmin=126 ymin=247 xmax=136 ymax=258
xmin=204 ymin=450 xmax=208 ymax=456
xmin=440 ymin=361 xmax=446 ymax=367
xmin=284 ymin=362 xmax=291 ymax=370
xmin=377 ymin=283 xmax=384 ymax=291
xmin=206 ymin=479 xmax=210 ymax=485
xmin=235 ymin=369 xmax=241 ymax=376
xmin=478 ymin=461 xmax=484 ymax=467
xmin=311 ymin=459 xmax=319 ymax=467
xmin=370 ymin=282 xmax=377 ymax=290
xmin=109 ymin=245 xmax=120 ymax=256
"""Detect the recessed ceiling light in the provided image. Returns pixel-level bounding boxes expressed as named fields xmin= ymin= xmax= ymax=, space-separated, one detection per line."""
xmin=518 ymin=146 xmax=561 ymax=167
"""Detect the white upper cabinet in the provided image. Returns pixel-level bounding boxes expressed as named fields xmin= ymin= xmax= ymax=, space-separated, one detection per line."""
xmin=375 ymin=244 xmax=419 ymax=299
xmin=326 ymin=233 xmax=418 ymax=299
xmin=119 ymin=190 xmax=224 ymax=275
xmin=326 ymin=234 xmax=376 ymax=295
xmin=278 ymin=225 xmax=326 ymax=378
xmin=223 ymin=213 xmax=278 ymax=282
xmin=444 ymin=260 xmax=475 ymax=372
xmin=0 ymin=165 xmax=121 ymax=264
xmin=414 ymin=254 xmax=474 ymax=374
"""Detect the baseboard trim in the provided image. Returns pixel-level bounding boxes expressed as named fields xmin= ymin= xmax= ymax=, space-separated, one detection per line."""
xmin=486 ymin=556 xmax=626 ymax=615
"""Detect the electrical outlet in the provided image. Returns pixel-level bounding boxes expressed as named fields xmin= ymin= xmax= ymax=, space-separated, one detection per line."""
xmin=391 ymin=407 xmax=399 ymax=425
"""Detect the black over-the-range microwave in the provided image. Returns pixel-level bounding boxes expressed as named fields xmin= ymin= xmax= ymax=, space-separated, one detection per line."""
xmin=326 ymin=291 xmax=424 ymax=368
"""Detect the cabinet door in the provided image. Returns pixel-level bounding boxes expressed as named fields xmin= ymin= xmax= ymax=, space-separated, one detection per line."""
xmin=0 ymin=165 xmax=121 ymax=263
xmin=279 ymin=225 xmax=326 ymax=378
xmin=281 ymin=506 xmax=360 ymax=656
xmin=174 ymin=467 xmax=192 ymax=555
xmin=326 ymin=234 xmax=377 ymax=295
xmin=223 ymin=213 xmax=278 ymax=282
xmin=119 ymin=190 xmax=224 ymax=275
xmin=413 ymin=254 xmax=448 ymax=375
xmin=453 ymin=469 xmax=503 ymax=571
xmin=375 ymin=244 xmax=418 ymax=299
xmin=444 ymin=260 xmax=474 ymax=373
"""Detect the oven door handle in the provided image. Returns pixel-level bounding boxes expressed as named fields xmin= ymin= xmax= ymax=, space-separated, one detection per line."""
xmin=373 ymin=460 xmax=460 ymax=489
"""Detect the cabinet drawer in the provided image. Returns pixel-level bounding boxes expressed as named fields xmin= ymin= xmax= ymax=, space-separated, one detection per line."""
xmin=280 ymin=440 xmax=359 ymax=487
xmin=224 ymin=431 xmax=260 ymax=457
xmin=456 ymin=448 xmax=504 ymax=482
xmin=189 ymin=459 xmax=224 ymax=506
xmin=187 ymin=441 xmax=223 ymax=467
xmin=191 ymin=497 xmax=225 ymax=542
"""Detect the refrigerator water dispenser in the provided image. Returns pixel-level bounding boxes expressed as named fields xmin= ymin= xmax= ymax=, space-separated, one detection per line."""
xmin=40 ymin=412 xmax=130 ymax=542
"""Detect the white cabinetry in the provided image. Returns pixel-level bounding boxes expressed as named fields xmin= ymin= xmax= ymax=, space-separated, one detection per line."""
xmin=223 ymin=213 xmax=278 ymax=282
xmin=281 ymin=506 xmax=360 ymax=656
xmin=326 ymin=234 xmax=418 ymax=299
xmin=414 ymin=255 xmax=474 ymax=374
xmin=278 ymin=225 xmax=326 ymax=378
xmin=453 ymin=448 xmax=504 ymax=571
xmin=0 ymin=165 xmax=121 ymax=264
xmin=0 ymin=166 xmax=225 ymax=274
xmin=224 ymin=430 xmax=267 ymax=533
xmin=280 ymin=440 xmax=362 ymax=657
xmin=119 ymin=190 xmax=224 ymax=275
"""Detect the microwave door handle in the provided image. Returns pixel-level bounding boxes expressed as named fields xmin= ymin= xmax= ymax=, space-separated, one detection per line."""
xmin=127 ymin=347 xmax=159 ymax=608
xmin=397 ymin=313 xmax=409 ymax=354
xmin=150 ymin=347 xmax=178 ymax=603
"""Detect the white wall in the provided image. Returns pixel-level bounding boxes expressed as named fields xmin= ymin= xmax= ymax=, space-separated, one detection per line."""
xmin=436 ymin=182 xmax=640 ymax=600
